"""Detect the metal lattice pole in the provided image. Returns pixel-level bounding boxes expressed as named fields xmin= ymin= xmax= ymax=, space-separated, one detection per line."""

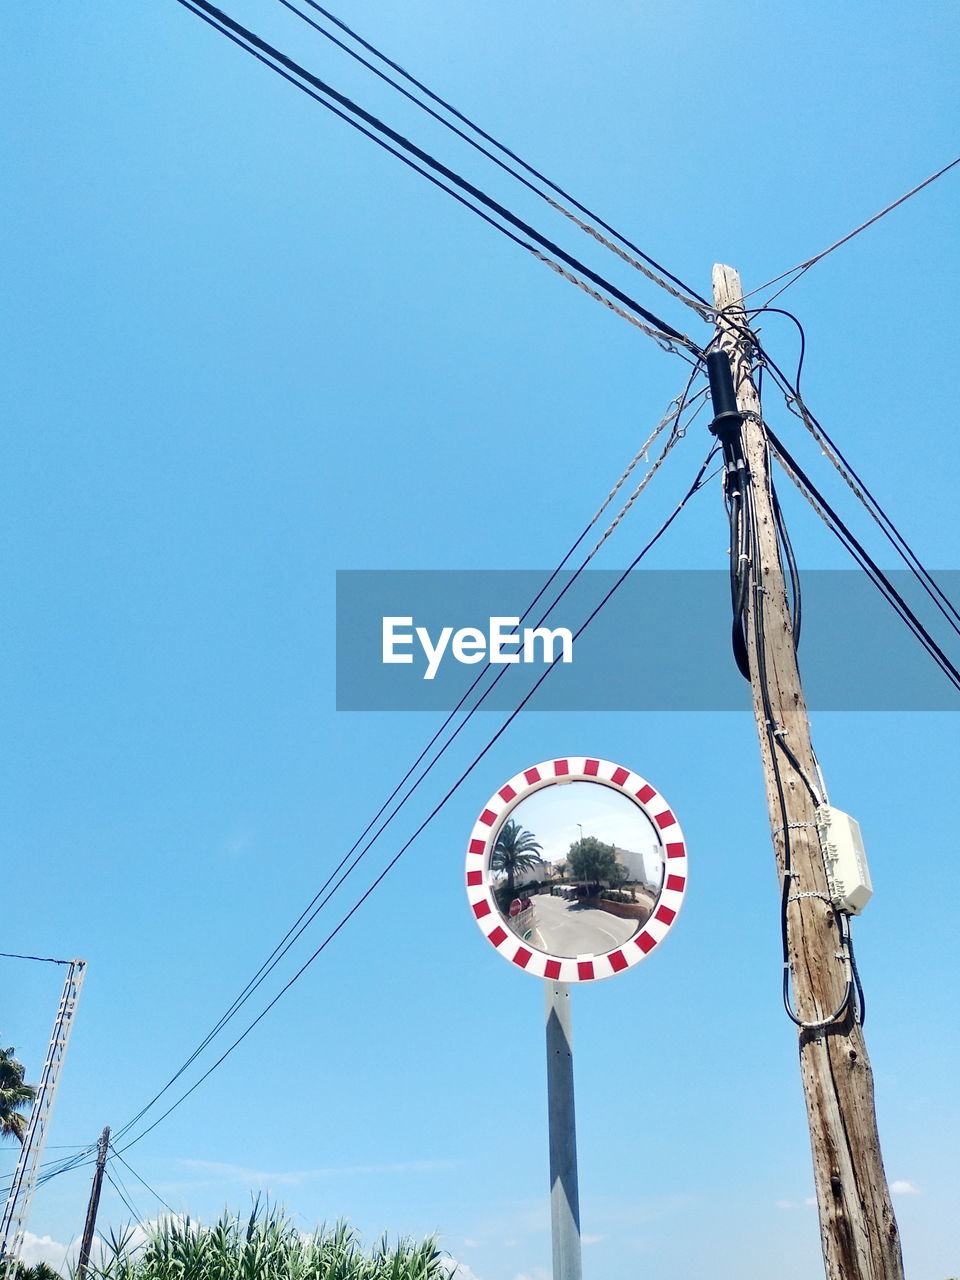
xmin=1 ymin=960 xmax=87 ymax=1274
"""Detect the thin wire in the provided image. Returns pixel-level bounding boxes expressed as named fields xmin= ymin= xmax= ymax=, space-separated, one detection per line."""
xmin=748 ymin=311 xmax=960 ymax=641
xmin=587 ymin=389 xmax=709 ymax=557
xmin=741 ymin=431 xmax=853 ymax=1028
xmin=174 ymin=0 xmax=703 ymax=357
xmin=115 ymin=445 xmax=718 ymax=1154
xmin=745 ymin=155 xmax=960 ymax=304
xmin=105 ymin=1167 xmax=142 ymax=1225
xmin=711 ymin=303 xmax=960 ymax=654
xmin=590 ymin=382 xmax=699 ymax=522
xmin=765 ymin=426 xmax=960 ymax=695
xmin=0 ymin=952 xmax=73 ymax=965
xmin=110 ymin=1149 xmax=177 ymax=1216
xmin=281 ymin=0 xmax=711 ymax=314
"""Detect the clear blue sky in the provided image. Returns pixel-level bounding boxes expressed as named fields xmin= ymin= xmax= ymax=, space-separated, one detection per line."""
xmin=2 ymin=4 xmax=958 ymax=1280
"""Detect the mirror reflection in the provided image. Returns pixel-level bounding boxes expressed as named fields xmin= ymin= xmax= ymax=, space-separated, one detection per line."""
xmin=490 ymin=781 xmax=664 ymax=958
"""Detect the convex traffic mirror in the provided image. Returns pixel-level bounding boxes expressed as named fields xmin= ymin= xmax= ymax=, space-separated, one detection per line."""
xmin=466 ymin=757 xmax=687 ymax=982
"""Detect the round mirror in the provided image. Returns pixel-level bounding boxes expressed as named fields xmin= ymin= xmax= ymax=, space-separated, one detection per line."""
xmin=466 ymin=757 xmax=687 ymax=982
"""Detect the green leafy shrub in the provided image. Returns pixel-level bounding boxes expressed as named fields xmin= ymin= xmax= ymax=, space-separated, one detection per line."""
xmin=81 ymin=1200 xmax=451 ymax=1280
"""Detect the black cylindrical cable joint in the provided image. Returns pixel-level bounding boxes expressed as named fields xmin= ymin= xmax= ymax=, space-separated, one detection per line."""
xmin=706 ymin=350 xmax=744 ymax=443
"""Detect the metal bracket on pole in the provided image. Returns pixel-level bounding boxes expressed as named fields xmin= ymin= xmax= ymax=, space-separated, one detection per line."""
xmin=545 ymin=981 xmax=582 ymax=1280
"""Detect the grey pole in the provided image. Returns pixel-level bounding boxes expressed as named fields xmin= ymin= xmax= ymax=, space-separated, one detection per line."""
xmin=544 ymin=981 xmax=582 ymax=1280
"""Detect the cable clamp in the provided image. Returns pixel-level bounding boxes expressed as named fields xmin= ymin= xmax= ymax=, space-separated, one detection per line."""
xmin=787 ymin=890 xmax=833 ymax=904
xmin=773 ymin=821 xmax=818 ymax=835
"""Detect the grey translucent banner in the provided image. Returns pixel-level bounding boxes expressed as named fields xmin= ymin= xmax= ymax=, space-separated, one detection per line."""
xmin=336 ymin=570 xmax=960 ymax=711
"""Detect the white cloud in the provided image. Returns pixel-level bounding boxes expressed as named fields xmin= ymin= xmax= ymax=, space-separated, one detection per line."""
xmin=581 ymin=1234 xmax=605 ymax=1244
xmin=462 ymin=1238 xmax=479 ymax=1248
xmin=19 ymin=1232 xmax=73 ymax=1275
xmin=19 ymin=1214 xmax=188 ymax=1277
xmin=441 ymin=1260 xmax=484 ymax=1280
xmin=890 ymin=1180 xmax=920 ymax=1196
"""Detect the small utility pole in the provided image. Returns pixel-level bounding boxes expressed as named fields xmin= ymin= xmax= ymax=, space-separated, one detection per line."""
xmin=76 ymin=1126 xmax=110 ymax=1280
xmin=710 ymin=264 xmax=903 ymax=1280
xmin=544 ymin=982 xmax=581 ymax=1280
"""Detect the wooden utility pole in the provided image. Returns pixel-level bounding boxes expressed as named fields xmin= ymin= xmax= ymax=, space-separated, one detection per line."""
xmin=711 ymin=265 xmax=903 ymax=1280
xmin=76 ymin=1126 xmax=110 ymax=1280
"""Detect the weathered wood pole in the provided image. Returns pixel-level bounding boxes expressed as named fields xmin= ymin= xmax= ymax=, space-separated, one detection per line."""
xmin=712 ymin=264 xmax=904 ymax=1280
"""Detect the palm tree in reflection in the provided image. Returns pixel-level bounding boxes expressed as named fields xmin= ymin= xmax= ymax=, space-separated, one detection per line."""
xmin=492 ymin=820 xmax=543 ymax=901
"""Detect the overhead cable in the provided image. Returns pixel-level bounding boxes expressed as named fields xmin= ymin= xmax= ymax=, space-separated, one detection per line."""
xmin=110 ymin=1149 xmax=177 ymax=1216
xmin=275 ymin=0 xmax=712 ymax=318
xmin=761 ymin=354 xmax=960 ymax=644
xmin=0 ymin=952 xmax=74 ymax=966
xmin=104 ymin=1167 xmax=142 ymax=1225
xmin=172 ymin=0 xmax=704 ymax=358
xmin=765 ymin=425 xmax=960 ymax=696
xmin=747 ymin=155 xmax=960 ymax=304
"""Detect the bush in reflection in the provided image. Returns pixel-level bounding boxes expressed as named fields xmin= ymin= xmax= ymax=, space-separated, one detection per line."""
xmin=566 ymin=835 xmax=625 ymax=897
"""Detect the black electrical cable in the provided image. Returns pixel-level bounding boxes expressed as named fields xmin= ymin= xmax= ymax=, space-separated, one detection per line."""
xmin=172 ymin=0 xmax=703 ymax=357
xmin=110 ymin=1149 xmax=177 ymax=1216
xmin=0 ymin=1148 xmax=97 ymax=1201
xmin=105 ymin=1166 xmax=143 ymax=1224
xmin=0 ymin=952 xmax=73 ymax=965
xmin=115 ymin=444 xmax=719 ymax=1154
xmin=765 ymin=425 xmax=960 ymax=696
xmin=750 ymin=309 xmax=960 ymax=643
xmin=277 ymin=0 xmax=711 ymax=311
xmin=741 ymin=443 xmax=855 ymax=1029
xmin=772 ymin=479 xmax=802 ymax=647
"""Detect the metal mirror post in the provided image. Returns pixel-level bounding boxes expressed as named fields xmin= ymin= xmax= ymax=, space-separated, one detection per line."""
xmin=466 ymin=758 xmax=687 ymax=1280
xmin=545 ymin=981 xmax=581 ymax=1280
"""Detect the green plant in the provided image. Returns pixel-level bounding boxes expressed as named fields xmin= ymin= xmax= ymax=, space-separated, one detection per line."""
xmin=79 ymin=1200 xmax=450 ymax=1280
xmin=0 ymin=1043 xmax=36 ymax=1145
xmin=490 ymin=820 xmax=542 ymax=899
xmin=566 ymin=836 xmax=621 ymax=892
xmin=11 ymin=1263 xmax=62 ymax=1280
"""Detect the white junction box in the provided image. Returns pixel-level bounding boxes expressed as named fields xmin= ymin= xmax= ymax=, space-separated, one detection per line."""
xmin=816 ymin=805 xmax=873 ymax=915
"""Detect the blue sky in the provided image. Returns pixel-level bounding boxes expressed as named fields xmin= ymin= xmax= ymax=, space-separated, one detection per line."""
xmin=2 ymin=3 xmax=959 ymax=1279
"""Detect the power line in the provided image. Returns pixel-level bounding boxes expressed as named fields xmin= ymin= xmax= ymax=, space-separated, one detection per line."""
xmin=109 ymin=1150 xmax=177 ymax=1217
xmin=745 ymin=308 xmax=960 ymax=643
xmin=104 ymin=1167 xmax=142 ymax=1225
xmin=114 ymin=442 xmax=718 ymax=1154
xmin=171 ymin=0 xmax=704 ymax=358
xmin=746 ymin=155 xmax=960 ymax=304
xmin=0 ymin=952 xmax=74 ymax=966
xmin=274 ymin=0 xmax=712 ymax=317
xmin=764 ymin=424 xmax=960 ymax=696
